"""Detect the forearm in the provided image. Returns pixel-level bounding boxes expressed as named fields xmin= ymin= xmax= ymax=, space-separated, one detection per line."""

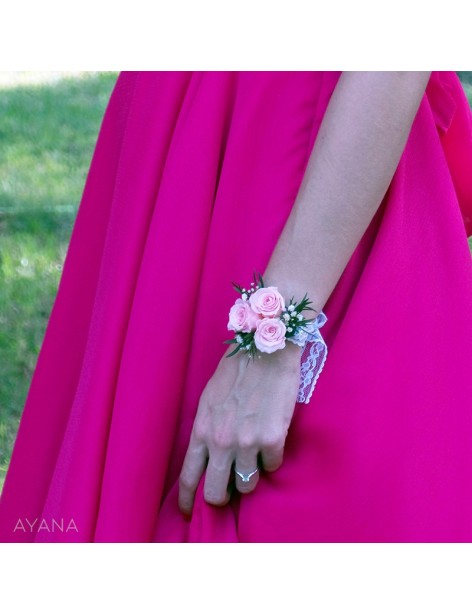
xmin=264 ymin=71 xmax=431 ymax=312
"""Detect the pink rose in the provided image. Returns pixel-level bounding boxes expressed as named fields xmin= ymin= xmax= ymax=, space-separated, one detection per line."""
xmin=227 ymin=298 xmax=261 ymax=333
xmin=249 ymin=286 xmax=285 ymax=317
xmin=254 ymin=317 xmax=287 ymax=353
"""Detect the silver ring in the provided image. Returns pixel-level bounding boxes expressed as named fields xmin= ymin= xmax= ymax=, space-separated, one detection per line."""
xmin=235 ymin=467 xmax=259 ymax=483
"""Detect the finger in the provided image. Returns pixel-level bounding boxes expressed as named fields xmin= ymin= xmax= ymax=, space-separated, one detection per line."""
xmin=178 ymin=435 xmax=208 ymax=516
xmin=234 ymin=448 xmax=260 ymax=494
xmin=203 ymin=450 xmax=233 ymax=507
xmin=260 ymin=440 xmax=284 ymax=473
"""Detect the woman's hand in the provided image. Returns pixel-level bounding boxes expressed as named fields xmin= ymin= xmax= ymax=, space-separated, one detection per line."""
xmin=178 ymin=341 xmax=303 ymax=515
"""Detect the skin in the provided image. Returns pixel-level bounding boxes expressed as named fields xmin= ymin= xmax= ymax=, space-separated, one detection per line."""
xmin=178 ymin=71 xmax=432 ymax=516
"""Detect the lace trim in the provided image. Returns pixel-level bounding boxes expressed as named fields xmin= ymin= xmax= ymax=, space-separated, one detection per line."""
xmin=287 ymin=311 xmax=328 ymax=404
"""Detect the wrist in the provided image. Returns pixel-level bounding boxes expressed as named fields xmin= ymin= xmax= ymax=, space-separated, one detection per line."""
xmin=224 ymin=271 xmax=329 ymax=404
xmin=225 ymin=271 xmax=321 ymax=363
xmin=257 ymin=336 xmax=304 ymax=371
xmin=261 ymin=272 xmax=323 ymax=315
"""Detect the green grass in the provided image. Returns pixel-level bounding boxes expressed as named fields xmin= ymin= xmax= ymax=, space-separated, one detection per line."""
xmin=0 ymin=72 xmax=118 ymax=491
xmin=0 ymin=71 xmax=472 ymax=494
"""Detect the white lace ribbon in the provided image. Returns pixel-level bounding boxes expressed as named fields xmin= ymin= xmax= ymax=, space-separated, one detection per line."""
xmin=286 ymin=311 xmax=328 ymax=404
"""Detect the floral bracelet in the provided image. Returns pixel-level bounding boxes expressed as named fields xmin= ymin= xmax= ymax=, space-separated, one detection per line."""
xmin=224 ymin=272 xmax=328 ymax=404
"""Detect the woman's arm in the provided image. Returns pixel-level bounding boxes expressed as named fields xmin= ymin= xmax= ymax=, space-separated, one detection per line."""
xmin=264 ymin=71 xmax=431 ymax=309
xmin=178 ymin=71 xmax=432 ymax=515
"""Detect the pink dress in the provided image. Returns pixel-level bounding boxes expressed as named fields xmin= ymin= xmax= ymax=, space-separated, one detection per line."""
xmin=1 ymin=71 xmax=472 ymax=542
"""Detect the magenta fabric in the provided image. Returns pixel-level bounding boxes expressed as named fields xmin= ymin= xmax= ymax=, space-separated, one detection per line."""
xmin=1 ymin=71 xmax=472 ymax=542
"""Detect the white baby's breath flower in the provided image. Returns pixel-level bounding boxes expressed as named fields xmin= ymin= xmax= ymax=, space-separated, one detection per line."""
xmin=297 ymin=314 xmax=303 ymax=320
xmin=287 ymin=327 xmax=293 ymax=332
xmin=242 ymin=293 xmax=248 ymax=300
xmin=288 ymin=304 xmax=295 ymax=311
xmin=283 ymin=313 xmax=290 ymax=321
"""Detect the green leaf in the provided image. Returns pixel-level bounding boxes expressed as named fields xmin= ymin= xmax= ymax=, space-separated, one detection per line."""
xmin=223 ymin=338 xmax=238 ymax=345
xmin=226 ymin=346 xmax=242 ymax=357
